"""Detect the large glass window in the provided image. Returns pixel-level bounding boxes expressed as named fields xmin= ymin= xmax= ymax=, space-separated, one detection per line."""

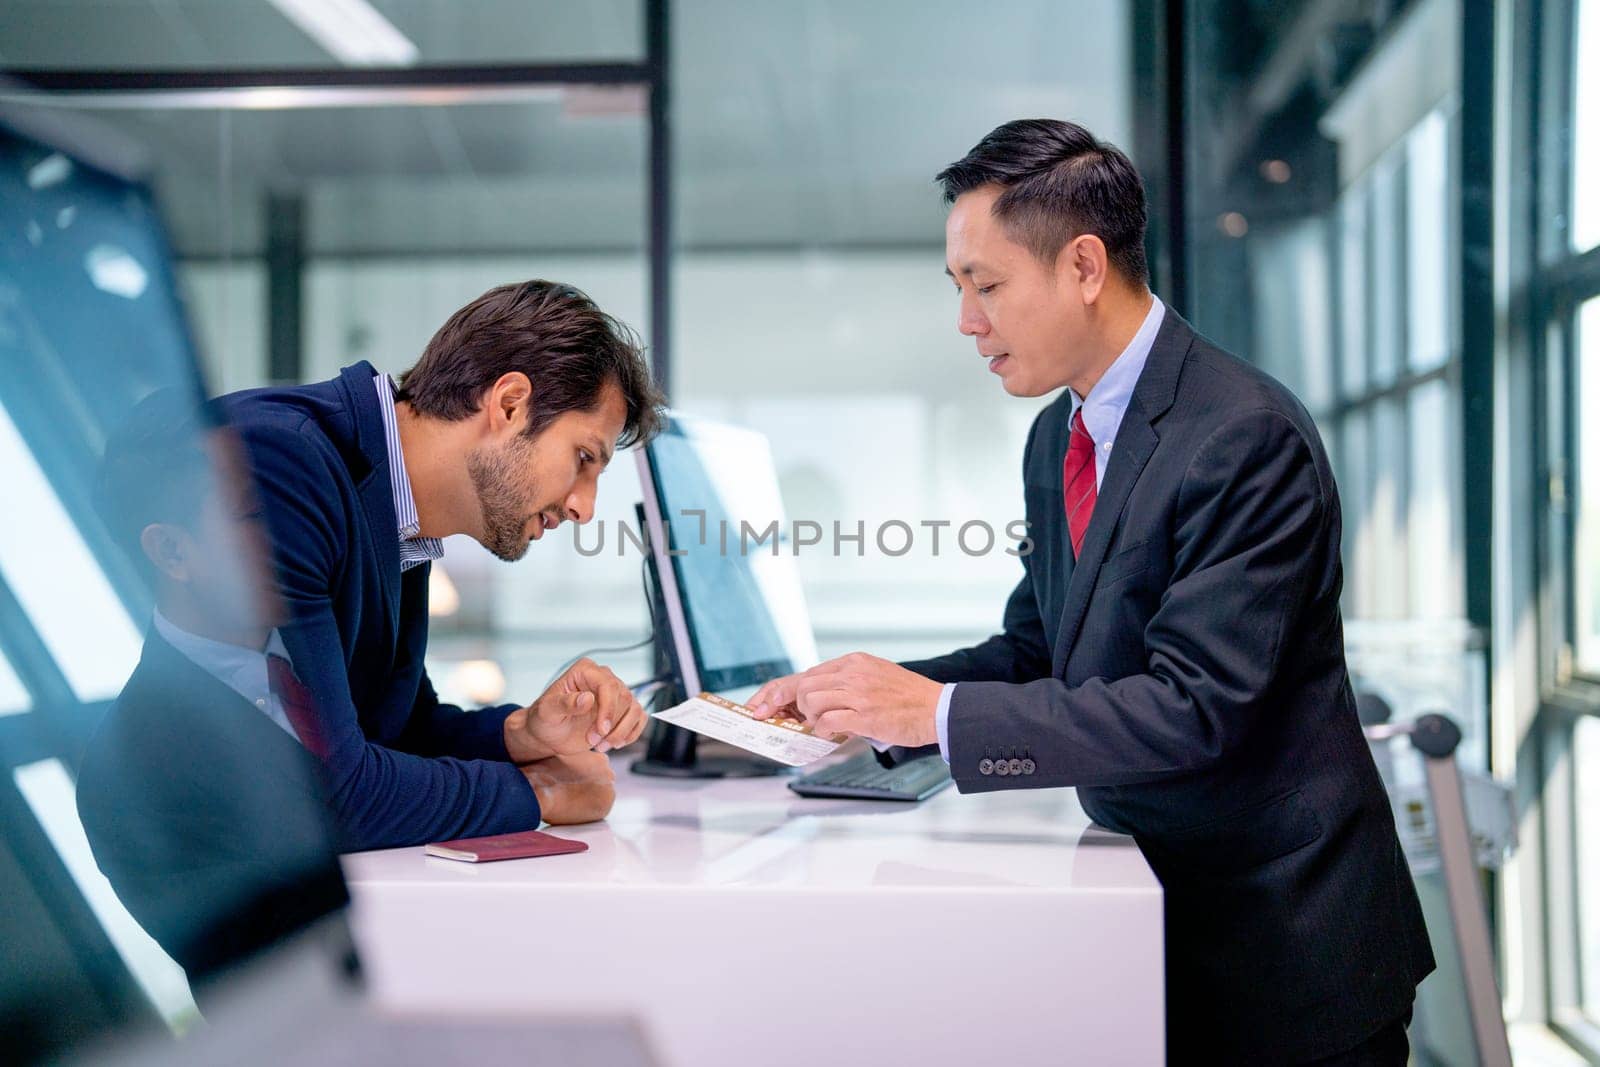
xmin=1367 ymin=155 xmax=1405 ymax=390
xmin=1407 ymin=379 xmax=1463 ymax=621
xmin=1406 ymin=109 xmax=1452 ymax=376
xmin=1574 ymin=713 xmax=1600 ymax=1023
xmin=1184 ymin=0 xmax=1467 ymax=637
xmin=1578 ymin=716 xmax=1600 ymax=1021
xmin=1530 ymin=0 xmax=1600 ymax=1052
xmin=1573 ymin=0 xmax=1600 ymax=253
xmin=1578 ymin=297 xmax=1600 ymax=675
xmin=1338 ymin=187 xmax=1371 ymax=400
xmin=1325 ymin=106 xmax=1465 ymax=627
xmin=1181 ymin=4 xmax=1484 ymax=1050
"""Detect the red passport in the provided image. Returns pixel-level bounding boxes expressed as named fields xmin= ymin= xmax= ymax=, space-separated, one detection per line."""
xmin=424 ymin=829 xmax=588 ymax=863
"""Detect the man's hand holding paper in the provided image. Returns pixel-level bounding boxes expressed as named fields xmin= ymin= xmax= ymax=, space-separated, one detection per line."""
xmin=655 ymin=692 xmax=844 ymax=766
xmin=504 ymin=657 xmax=647 ymax=763
xmin=748 ymin=653 xmax=942 ymax=749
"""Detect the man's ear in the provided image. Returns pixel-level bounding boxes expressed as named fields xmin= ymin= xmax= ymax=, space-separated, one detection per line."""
xmin=484 ymin=372 xmax=534 ymax=438
xmin=1058 ymin=235 xmax=1110 ymax=305
xmin=139 ymin=523 xmax=191 ymax=582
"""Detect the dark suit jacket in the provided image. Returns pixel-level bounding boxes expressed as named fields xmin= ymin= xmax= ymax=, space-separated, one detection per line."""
xmin=217 ymin=362 xmax=542 ymax=850
xmin=76 ymin=631 xmax=347 ymax=982
xmin=902 ymin=308 xmax=1434 ymax=1063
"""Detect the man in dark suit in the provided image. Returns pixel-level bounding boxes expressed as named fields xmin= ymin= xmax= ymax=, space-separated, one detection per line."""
xmin=215 ymin=281 xmax=664 ymax=851
xmin=751 ymin=120 xmax=1434 ymax=1063
xmin=79 ymin=393 xmax=346 ymax=981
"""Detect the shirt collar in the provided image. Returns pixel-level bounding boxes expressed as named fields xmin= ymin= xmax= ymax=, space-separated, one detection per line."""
xmin=1068 ymin=294 xmax=1166 ymax=448
xmin=152 ymin=608 xmax=285 ymax=704
xmin=372 ymin=373 xmax=444 ymax=571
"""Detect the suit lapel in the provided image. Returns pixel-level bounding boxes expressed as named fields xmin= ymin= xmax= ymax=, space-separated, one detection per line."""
xmin=1050 ymin=418 xmax=1159 ymax=675
xmin=1049 ymin=309 xmax=1196 ymax=676
xmin=142 ymin=632 xmax=323 ymax=798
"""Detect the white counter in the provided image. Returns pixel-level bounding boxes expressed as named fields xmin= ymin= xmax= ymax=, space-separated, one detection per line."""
xmin=342 ymin=749 xmax=1165 ymax=1067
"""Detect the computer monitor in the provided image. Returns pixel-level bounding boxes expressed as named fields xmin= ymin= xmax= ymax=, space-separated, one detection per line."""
xmin=632 ymin=414 xmax=818 ymax=777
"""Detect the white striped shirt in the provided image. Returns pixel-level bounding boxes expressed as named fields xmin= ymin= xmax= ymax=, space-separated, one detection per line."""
xmin=373 ymin=374 xmax=444 ymax=572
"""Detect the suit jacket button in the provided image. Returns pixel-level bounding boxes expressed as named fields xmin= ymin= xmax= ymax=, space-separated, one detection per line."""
xmin=1021 ymin=759 xmax=1036 ymax=775
xmin=978 ymin=758 xmax=994 ymax=775
xmin=1008 ymin=758 xmax=1023 ymax=775
xmin=995 ymin=760 xmax=1011 ymax=776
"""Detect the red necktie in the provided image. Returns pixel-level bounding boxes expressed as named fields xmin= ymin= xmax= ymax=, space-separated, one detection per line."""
xmin=267 ymin=653 xmax=330 ymax=760
xmin=1064 ymin=408 xmax=1097 ymax=558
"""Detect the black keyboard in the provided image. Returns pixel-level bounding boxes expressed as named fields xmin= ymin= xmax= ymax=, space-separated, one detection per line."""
xmin=788 ymin=752 xmax=953 ymax=802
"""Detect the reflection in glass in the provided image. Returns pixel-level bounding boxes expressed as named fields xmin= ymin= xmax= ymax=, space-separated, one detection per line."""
xmin=0 ymin=113 xmax=350 ymax=1058
xmin=1577 ymin=297 xmax=1600 ymax=674
xmin=78 ymin=393 xmax=346 ymax=981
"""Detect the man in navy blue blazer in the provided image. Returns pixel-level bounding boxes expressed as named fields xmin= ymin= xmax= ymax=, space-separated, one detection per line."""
xmin=751 ymin=121 xmax=1433 ymax=1063
xmin=218 ymin=281 xmax=664 ymax=851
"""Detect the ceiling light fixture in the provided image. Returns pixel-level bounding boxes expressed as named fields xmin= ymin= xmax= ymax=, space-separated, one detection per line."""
xmin=266 ymin=0 xmax=420 ymax=67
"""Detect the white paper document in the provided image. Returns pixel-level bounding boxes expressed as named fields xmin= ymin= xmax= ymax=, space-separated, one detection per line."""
xmin=654 ymin=692 xmax=842 ymax=767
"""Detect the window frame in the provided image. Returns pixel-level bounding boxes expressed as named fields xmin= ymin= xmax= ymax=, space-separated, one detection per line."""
xmin=1529 ymin=0 xmax=1600 ymax=1053
xmin=1324 ymin=102 xmax=1467 ymax=626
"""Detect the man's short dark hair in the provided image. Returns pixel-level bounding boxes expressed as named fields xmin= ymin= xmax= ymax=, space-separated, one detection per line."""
xmin=96 ymin=389 xmax=218 ymax=570
xmin=935 ymin=118 xmax=1149 ymax=287
xmin=397 ymin=280 xmax=664 ymax=448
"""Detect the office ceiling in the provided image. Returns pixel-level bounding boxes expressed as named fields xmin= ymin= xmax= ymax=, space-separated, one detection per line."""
xmin=0 ymin=0 xmax=1132 ymax=257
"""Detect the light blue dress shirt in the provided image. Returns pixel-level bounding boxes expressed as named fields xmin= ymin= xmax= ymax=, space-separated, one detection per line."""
xmin=373 ymin=373 xmax=445 ymax=571
xmin=152 ymin=609 xmax=301 ymax=740
xmin=931 ymin=295 xmax=1166 ymax=761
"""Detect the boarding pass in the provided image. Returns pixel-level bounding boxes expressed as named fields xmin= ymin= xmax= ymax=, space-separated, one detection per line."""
xmin=653 ymin=692 xmax=842 ymax=766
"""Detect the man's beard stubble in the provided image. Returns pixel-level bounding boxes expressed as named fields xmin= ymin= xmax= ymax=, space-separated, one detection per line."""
xmin=466 ymin=440 xmax=540 ymax=562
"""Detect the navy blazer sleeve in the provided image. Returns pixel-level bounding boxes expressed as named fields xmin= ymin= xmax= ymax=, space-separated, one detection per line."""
xmin=393 ymin=661 xmax=521 ymax=764
xmin=241 ymin=422 xmax=542 ymax=849
xmin=948 ymin=409 xmax=1328 ymax=790
xmin=899 ymin=414 xmax=1052 ymax=685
